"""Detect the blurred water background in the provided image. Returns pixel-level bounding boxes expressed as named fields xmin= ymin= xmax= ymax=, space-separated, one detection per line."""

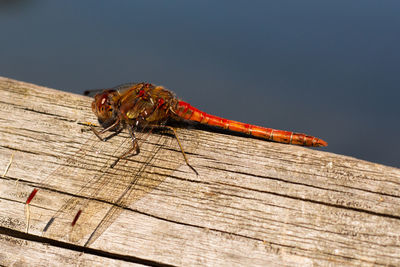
xmin=1 ymin=0 xmax=399 ymax=168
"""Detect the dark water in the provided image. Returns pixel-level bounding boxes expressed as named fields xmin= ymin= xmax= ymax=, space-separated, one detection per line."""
xmin=1 ymin=1 xmax=399 ymax=168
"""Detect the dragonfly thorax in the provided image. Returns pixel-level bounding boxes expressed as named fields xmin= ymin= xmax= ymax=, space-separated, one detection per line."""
xmin=115 ymin=83 xmax=178 ymax=126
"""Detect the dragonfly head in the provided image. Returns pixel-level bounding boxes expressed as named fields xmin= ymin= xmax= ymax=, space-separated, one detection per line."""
xmin=92 ymin=90 xmax=119 ymax=127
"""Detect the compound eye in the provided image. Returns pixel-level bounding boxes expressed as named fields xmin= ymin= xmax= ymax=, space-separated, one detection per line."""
xmin=98 ymin=96 xmax=110 ymax=113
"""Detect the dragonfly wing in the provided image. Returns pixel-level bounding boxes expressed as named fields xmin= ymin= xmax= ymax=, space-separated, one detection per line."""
xmin=36 ymin=125 xmax=198 ymax=247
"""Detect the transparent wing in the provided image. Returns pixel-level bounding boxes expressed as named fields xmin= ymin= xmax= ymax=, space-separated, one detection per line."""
xmin=27 ymin=123 xmax=197 ymax=247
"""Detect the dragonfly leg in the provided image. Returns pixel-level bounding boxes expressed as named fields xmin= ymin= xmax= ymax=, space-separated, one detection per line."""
xmin=91 ymin=118 xmax=121 ymax=141
xmin=110 ymin=125 xmax=140 ymax=168
xmin=165 ymin=126 xmax=198 ymax=176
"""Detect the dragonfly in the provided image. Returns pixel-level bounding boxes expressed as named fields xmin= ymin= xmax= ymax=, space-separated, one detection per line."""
xmin=25 ymin=82 xmax=327 ymax=246
xmin=87 ymin=82 xmax=327 ymax=148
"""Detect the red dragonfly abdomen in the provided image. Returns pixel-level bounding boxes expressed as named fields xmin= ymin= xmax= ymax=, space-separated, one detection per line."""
xmin=174 ymin=101 xmax=327 ymax=147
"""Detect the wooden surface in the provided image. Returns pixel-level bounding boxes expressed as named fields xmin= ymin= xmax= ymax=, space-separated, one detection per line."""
xmin=0 ymin=77 xmax=399 ymax=266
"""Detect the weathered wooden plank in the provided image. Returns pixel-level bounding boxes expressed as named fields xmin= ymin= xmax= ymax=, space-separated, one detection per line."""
xmin=0 ymin=230 xmax=144 ymax=266
xmin=0 ymin=77 xmax=399 ymax=266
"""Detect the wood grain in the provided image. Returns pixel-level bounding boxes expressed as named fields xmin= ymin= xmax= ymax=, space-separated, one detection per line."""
xmin=0 ymin=77 xmax=399 ymax=266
